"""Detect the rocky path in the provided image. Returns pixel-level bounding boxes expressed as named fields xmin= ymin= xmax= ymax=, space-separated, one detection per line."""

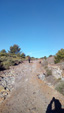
xmin=0 ymin=60 xmax=64 ymax=113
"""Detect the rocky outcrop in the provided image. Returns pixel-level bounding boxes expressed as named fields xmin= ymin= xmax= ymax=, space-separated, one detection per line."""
xmin=48 ymin=64 xmax=62 ymax=79
xmin=0 ymin=70 xmax=15 ymax=103
xmin=37 ymin=74 xmax=45 ymax=80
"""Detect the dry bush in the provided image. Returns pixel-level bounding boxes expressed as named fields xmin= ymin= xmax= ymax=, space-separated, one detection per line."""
xmin=46 ymin=68 xmax=52 ymax=76
xmin=55 ymin=81 xmax=64 ymax=95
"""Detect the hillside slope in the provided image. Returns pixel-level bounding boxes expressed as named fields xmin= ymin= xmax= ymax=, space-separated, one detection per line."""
xmin=0 ymin=60 xmax=64 ymax=113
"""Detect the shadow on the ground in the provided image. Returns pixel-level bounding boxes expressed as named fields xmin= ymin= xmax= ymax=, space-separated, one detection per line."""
xmin=28 ymin=61 xmax=33 ymax=63
xmin=0 ymin=67 xmax=5 ymax=71
xmin=46 ymin=97 xmax=64 ymax=113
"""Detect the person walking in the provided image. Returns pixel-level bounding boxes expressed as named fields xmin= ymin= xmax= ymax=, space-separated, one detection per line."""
xmin=28 ymin=56 xmax=31 ymax=63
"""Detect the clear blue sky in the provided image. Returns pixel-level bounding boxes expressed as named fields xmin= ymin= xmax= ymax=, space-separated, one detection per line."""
xmin=0 ymin=0 xmax=64 ymax=58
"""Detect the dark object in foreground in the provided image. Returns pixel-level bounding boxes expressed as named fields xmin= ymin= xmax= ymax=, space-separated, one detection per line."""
xmin=28 ymin=57 xmax=31 ymax=63
xmin=0 ymin=61 xmax=5 ymax=71
xmin=46 ymin=97 xmax=64 ymax=113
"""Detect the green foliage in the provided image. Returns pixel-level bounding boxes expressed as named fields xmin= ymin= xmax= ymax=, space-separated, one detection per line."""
xmin=1 ymin=57 xmax=22 ymax=69
xmin=27 ymin=55 xmax=30 ymax=58
xmin=0 ymin=61 xmax=5 ymax=70
xmin=43 ymin=56 xmax=47 ymax=60
xmin=20 ymin=53 xmax=26 ymax=58
xmin=0 ymin=54 xmax=23 ymax=70
xmin=31 ymin=57 xmax=35 ymax=60
xmin=25 ymin=55 xmax=30 ymax=60
xmin=40 ymin=57 xmax=44 ymax=59
xmin=0 ymin=49 xmax=7 ymax=56
xmin=0 ymin=53 xmax=8 ymax=57
xmin=46 ymin=68 xmax=52 ymax=76
xmin=9 ymin=44 xmax=21 ymax=54
xmin=40 ymin=56 xmax=47 ymax=59
xmin=2 ymin=60 xmax=15 ymax=69
xmin=54 ymin=49 xmax=64 ymax=63
xmin=55 ymin=81 xmax=64 ymax=95
xmin=0 ymin=44 xmax=26 ymax=70
xmin=49 ymin=55 xmax=53 ymax=57
xmin=17 ymin=53 xmax=21 ymax=57
xmin=0 ymin=49 xmax=6 ymax=53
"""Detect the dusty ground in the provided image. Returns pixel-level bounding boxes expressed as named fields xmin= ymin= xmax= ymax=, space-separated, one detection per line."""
xmin=0 ymin=60 xmax=64 ymax=113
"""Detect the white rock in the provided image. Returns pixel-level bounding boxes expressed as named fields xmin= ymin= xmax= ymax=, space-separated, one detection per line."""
xmin=61 ymin=77 xmax=64 ymax=81
xmin=52 ymin=68 xmax=62 ymax=79
xmin=38 ymin=74 xmax=45 ymax=80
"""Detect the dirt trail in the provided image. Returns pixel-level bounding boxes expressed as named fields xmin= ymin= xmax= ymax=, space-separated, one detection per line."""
xmin=0 ymin=60 xmax=64 ymax=113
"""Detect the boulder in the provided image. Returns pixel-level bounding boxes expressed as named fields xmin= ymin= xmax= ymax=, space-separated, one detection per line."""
xmin=37 ymin=74 xmax=45 ymax=81
xmin=52 ymin=68 xmax=62 ymax=79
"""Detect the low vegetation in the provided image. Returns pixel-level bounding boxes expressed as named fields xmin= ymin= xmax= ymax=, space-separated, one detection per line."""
xmin=55 ymin=81 xmax=64 ymax=95
xmin=49 ymin=55 xmax=53 ymax=57
xmin=0 ymin=44 xmax=36 ymax=70
xmin=0 ymin=44 xmax=26 ymax=70
xmin=46 ymin=68 xmax=52 ymax=76
xmin=54 ymin=48 xmax=64 ymax=63
xmin=41 ymin=59 xmax=52 ymax=76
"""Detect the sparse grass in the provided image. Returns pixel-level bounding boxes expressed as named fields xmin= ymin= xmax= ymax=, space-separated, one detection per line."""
xmin=46 ymin=68 xmax=52 ymax=76
xmin=54 ymin=49 xmax=64 ymax=63
xmin=0 ymin=55 xmax=22 ymax=70
xmin=41 ymin=60 xmax=52 ymax=76
xmin=0 ymin=45 xmax=27 ymax=70
xmin=2 ymin=60 xmax=15 ymax=69
xmin=55 ymin=81 xmax=64 ymax=95
xmin=57 ymin=78 xmax=61 ymax=81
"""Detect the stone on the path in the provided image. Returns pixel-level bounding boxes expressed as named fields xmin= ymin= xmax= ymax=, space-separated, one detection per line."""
xmin=37 ymin=74 xmax=45 ymax=80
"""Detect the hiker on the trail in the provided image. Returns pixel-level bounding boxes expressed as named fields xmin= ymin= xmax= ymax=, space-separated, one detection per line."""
xmin=28 ymin=56 xmax=31 ymax=63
